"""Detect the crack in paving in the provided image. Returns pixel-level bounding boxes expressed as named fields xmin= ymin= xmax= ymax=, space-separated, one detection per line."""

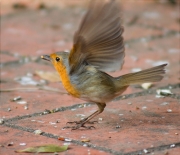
xmin=2 ymin=83 xmax=180 ymax=123
xmin=115 ymin=83 xmax=180 ymax=101
xmin=124 ymin=142 xmax=180 ymax=155
xmin=2 ymin=123 xmax=180 ymax=155
xmin=3 ymin=102 xmax=92 ymax=123
xmin=0 ymin=51 xmax=37 ymax=68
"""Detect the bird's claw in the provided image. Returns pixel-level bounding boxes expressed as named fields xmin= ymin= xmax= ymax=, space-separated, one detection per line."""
xmin=73 ymin=124 xmax=95 ymax=130
xmin=66 ymin=120 xmax=97 ymax=125
xmin=63 ymin=124 xmax=96 ymax=130
xmin=66 ymin=121 xmax=82 ymax=125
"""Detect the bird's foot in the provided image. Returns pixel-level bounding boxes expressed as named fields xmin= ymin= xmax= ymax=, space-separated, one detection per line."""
xmin=63 ymin=123 xmax=95 ymax=130
xmin=66 ymin=120 xmax=83 ymax=125
xmin=66 ymin=120 xmax=97 ymax=125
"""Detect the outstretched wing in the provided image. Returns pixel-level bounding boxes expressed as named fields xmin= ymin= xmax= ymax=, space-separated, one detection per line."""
xmin=69 ymin=0 xmax=125 ymax=73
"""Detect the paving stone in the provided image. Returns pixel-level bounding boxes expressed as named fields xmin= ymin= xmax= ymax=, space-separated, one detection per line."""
xmin=0 ymin=126 xmax=108 ymax=155
xmin=6 ymin=95 xmax=179 ymax=154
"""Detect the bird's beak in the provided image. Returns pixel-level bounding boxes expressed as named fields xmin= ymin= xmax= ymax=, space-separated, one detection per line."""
xmin=41 ymin=55 xmax=51 ymax=61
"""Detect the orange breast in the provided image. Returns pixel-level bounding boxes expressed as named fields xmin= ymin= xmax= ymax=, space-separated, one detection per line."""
xmin=54 ymin=62 xmax=80 ymax=98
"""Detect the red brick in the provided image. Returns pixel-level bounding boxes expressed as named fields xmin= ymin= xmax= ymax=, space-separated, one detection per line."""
xmin=0 ymin=53 xmax=19 ymax=64
xmin=12 ymin=95 xmax=180 ymax=153
xmin=0 ymin=126 xmax=108 ymax=155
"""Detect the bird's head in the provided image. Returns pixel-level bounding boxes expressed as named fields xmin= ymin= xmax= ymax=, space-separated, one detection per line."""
xmin=41 ymin=51 xmax=70 ymax=73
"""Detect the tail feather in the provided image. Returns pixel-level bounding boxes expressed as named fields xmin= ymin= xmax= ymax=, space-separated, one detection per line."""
xmin=117 ymin=64 xmax=167 ymax=86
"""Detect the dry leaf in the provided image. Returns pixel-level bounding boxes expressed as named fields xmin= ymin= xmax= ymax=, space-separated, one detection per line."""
xmin=15 ymin=144 xmax=68 ymax=153
xmin=35 ymin=70 xmax=61 ymax=82
xmin=81 ymin=139 xmax=90 ymax=142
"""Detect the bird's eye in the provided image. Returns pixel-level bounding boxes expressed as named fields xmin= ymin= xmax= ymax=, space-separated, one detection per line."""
xmin=56 ymin=57 xmax=60 ymax=62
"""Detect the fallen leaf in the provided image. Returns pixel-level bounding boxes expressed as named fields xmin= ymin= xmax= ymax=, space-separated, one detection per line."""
xmin=81 ymin=139 xmax=90 ymax=142
xmin=35 ymin=70 xmax=61 ymax=82
xmin=15 ymin=144 xmax=68 ymax=153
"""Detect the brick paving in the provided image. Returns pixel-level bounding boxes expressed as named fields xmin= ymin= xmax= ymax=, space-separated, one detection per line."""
xmin=0 ymin=0 xmax=180 ymax=155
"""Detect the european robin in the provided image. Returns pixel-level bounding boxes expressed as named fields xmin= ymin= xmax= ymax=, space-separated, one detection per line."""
xmin=41 ymin=0 xmax=167 ymax=130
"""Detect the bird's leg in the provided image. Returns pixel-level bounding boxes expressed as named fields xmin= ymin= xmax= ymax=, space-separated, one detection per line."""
xmin=64 ymin=103 xmax=106 ymax=130
xmin=66 ymin=111 xmax=98 ymax=125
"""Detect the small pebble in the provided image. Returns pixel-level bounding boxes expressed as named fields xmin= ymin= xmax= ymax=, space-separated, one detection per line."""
xmin=167 ymin=109 xmax=172 ymax=113
xmin=141 ymin=83 xmax=152 ymax=89
xmin=81 ymin=135 xmax=86 ymax=139
xmin=131 ymin=68 xmax=142 ymax=72
xmin=7 ymin=142 xmax=14 ymax=146
xmin=143 ymin=149 xmax=149 ymax=153
xmin=7 ymin=108 xmax=11 ymax=112
xmin=37 ymin=120 xmax=45 ymax=123
xmin=142 ymin=106 xmax=147 ymax=110
xmin=83 ymin=144 xmax=88 ymax=147
xmin=65 ymin=138 xmax=72 ymax=142
xmin=156 ymin=89 xmax=173 ymax=96
xmin=116 ymin=125 xmax=121 ymax=129
xmin=24 ymin=105 xmax=28 ymax=110
xmin=71 ymin=108 xmax=77 ymax=111
xmin=170 ymin=144 xmax=175 ymax=148
xmin=63 ymin=142 xmax=71 ymax=145
xmin=19 ymin=143 xmax=26 ymax=146
xmin=10 ymin=96 xmax=21 ymax=101
xmin=76 ymin=114 xmax=86 ymax=117
xmin=156 ymin=94 xmax=165 ymax=98
xmin=43 ymin=111 xmax=50 ymax=114
xmin=49 ymin=122 xmax=56 ymax=125
xmin=160 ymin=102 xmax=169 ymax=106
xmin=122 ymin=96 xmax=126 ymax=99
xmin=0 ymin=119 xmax=4 ymax=124
xmin=34 ymin=129 xmax=43 ymax=135
xmin=16 ymin=101 xmax=27 ymax=104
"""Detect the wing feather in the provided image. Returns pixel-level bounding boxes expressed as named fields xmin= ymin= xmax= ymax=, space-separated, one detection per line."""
xmin=69 ymin=0 xmax=125 ymax=73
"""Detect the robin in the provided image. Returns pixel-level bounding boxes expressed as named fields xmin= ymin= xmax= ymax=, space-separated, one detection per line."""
xmin=41 ymin=0 xmax=167 ymax=130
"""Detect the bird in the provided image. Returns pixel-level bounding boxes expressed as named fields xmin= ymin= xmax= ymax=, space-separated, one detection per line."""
xmin=41 ymin=0 xmax=167 ymax=130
